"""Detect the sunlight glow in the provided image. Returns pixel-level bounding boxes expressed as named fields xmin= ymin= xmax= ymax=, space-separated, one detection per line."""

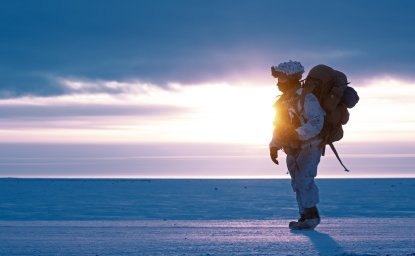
xmin=345 ymin=78 xmax=415 ymax=142
xmin=0 ymin=79 xmax=276 ymax=144
xmin=0 ymin=77 xmax=414 ymax=144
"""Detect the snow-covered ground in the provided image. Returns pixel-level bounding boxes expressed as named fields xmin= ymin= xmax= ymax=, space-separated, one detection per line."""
xmin=0 ymin=179 xmax=414 ymax=255
xmin=1 ymin=219 xmax=414 ymax=256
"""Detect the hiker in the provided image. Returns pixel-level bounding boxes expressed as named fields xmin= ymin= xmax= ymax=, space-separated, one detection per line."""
xmin=269 ymin=60 xmax=325 ymax=230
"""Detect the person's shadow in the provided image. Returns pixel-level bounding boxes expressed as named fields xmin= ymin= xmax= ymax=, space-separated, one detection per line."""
xmin=291 ymin=230 xmax=345 ymax=256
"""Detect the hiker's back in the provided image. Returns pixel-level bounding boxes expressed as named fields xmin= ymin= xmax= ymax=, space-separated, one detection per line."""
xmin=303 ymin=64 xmax=359 ymax=145
xmin=301 ymin=64 xmax=359 ymax=171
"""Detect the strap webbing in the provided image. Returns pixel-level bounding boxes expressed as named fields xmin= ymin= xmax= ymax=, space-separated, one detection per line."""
xmin=328 ymin=142 xmax=350 ymax=172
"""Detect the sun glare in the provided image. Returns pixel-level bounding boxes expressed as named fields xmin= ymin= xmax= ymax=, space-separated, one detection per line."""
xmin=0 ymin=77 xmax=414 ymax=145
xmin=166 ymin=83 xmax=276 ymax=144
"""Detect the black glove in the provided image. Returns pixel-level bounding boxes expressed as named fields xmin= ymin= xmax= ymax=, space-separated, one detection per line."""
xmin=270 ymin=147 xmax=279 ymax=165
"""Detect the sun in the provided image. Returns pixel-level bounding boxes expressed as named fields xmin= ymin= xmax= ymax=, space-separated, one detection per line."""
xmin=165 ymin=82 xmax=277 ymax=144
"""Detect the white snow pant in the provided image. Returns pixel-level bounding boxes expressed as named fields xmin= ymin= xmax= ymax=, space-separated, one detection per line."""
xmin=286 ymin=141 xmax=322 ymax=214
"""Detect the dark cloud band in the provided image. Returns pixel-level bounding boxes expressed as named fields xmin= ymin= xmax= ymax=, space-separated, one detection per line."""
xmin=1 ymin=0 xmax=415 ymax=98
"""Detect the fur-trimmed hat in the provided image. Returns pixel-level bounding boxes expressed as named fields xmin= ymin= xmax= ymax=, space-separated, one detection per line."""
xmin=272 ymin=60 xmax=304 ymax=79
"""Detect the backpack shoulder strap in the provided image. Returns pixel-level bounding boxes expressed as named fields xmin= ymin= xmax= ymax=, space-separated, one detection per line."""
xmin=301 ymin=84 xmax=350 ymax=172
xmin=299 ymin=83 xmax=316 ymax=108
xmin=328 ymin=142 xmax=350 ymax=172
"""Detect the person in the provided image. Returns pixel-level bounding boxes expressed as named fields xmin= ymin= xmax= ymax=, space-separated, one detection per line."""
xmin=269 ymin=60 xmax=325 ymax=230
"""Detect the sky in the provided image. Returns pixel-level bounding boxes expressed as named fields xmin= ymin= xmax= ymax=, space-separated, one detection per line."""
xmin=1 ymin=0 xmax=415 ymax=178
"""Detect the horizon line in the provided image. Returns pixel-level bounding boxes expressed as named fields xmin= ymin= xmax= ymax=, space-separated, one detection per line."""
xmin=1 ymin=176 xmax=414 ymax=180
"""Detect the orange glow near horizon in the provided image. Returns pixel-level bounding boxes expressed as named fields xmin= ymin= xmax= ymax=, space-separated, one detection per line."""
xmin=0 ymin=77 xmax=414 ymax=145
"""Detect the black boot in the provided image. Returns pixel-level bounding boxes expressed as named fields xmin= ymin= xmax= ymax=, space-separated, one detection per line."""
xmin=304 ymin=206 xmax=320 ymax=220
xmin=289 ymin=207 xmax=321 ymax=230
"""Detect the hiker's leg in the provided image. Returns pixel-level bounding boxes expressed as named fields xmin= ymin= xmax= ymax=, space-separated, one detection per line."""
xmin=287 ymin=153 xmax=304 ymax=214
xmin=293 ymin=144 xmax=321 ymax=210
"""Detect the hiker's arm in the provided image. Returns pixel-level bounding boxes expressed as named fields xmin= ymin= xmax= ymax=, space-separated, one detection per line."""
xmin=269 ymin=108 xmax=284 ymax=164
xmin=269 ymin=107 xmax=284 ymax=150
xmin=269 ymin=131 xmax=283 ymax=148
xmin=296 ymin=93 xmax=325 ymax=141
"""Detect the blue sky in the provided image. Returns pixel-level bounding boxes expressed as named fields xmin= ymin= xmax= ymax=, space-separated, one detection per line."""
xmin=1 ymin=0 xmax=415 ymax=97
xmin=1 ymin=1 xmax=415 ymax=178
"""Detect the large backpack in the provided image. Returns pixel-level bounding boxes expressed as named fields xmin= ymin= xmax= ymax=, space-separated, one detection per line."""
xmin=301 ymin=64 xmax=359 ymax=171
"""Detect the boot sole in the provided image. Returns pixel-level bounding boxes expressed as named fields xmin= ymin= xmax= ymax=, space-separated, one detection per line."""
xmin=288 ymin=218 xmax=320 ymax=230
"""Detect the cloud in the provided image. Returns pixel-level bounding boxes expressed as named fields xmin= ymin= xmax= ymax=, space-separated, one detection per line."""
xmin=0 ymin=98 xmax=188 ymax=132
xmin=55 ymin=77 xmax=167 ymax=95
xmin=0 ymin=104 xmax=186 ymax=119
xmin=0 ymin=80 xmax=276 ymax=143
xmin=0 ymin=78 xmax=190 ymax=132
xmin=1 ymin=0 xmax=415 ymax=98
xmin=0 ymin=78 xmax=190 ymax=123
xmin=0 ymin=69 xmax=66 ymax=98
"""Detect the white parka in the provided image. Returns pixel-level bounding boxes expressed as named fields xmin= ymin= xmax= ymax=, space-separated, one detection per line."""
xmin=269 ymin=88 xmax=325 ymax=150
